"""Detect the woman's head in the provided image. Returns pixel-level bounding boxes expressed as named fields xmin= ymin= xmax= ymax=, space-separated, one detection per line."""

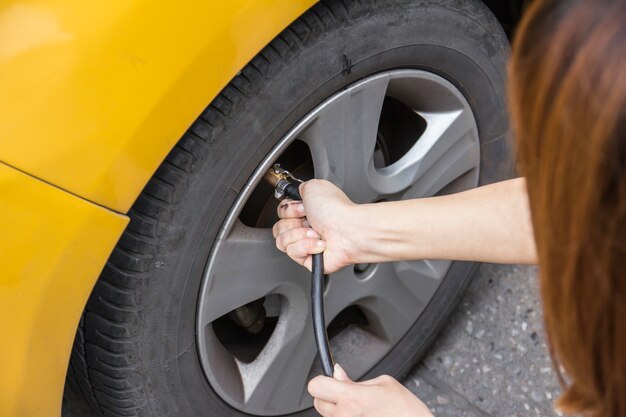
xmin=509 ymin=0 xmax=626 ymax=416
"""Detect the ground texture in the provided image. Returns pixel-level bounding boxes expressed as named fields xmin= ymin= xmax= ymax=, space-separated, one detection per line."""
xmin=404 ymin=264 xmax=561 ymax=417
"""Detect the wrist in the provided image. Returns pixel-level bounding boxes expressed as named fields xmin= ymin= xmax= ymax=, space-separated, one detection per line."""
xmin=341 ymin=202 xmax=376 ymax=265
xmin=344 ymin=199 xmax=430 ymax=264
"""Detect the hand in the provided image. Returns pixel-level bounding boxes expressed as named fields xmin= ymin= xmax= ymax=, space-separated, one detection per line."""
xmin=272 ymin=179 xmax=357 ymax=273
xmin=308 ymin=364 xmax=435 ymax=417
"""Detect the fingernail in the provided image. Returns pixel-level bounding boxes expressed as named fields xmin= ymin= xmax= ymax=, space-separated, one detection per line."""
xmin=306 ymin=230 xmax=318 ymax=238
xmin=317 ymin=240 xmax=325 ymax=247
xmin=296 ymin=204 xmax=305 ymax=213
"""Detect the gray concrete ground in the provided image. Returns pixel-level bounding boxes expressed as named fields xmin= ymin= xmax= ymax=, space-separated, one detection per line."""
xmin=404 ymin=263 xmax=561 ymax=417
xmin=63 ymin=263 xmax=560 ymax=416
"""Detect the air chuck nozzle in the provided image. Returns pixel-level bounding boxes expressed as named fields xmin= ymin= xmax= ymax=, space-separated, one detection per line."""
xmin=264 ymin=164 xmax=303 ymax=200
xmin=263 ymin=166 xmax=282 ymax=188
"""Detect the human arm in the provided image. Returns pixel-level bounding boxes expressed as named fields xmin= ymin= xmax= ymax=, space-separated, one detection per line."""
xmin=273 ymin=177 xmax=537 ymax=272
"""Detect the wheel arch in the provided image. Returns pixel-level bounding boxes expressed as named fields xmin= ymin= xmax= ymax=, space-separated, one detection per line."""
xmin=0 ymin=0 xmax=317 ymax=214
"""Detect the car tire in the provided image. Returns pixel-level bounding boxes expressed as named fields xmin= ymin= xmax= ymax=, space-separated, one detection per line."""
xmin=67 ymin=0 xmax=512 ymax=416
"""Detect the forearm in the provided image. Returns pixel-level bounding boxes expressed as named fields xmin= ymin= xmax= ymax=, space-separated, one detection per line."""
xmin=349 ymin=178 xmax=537 ymax=264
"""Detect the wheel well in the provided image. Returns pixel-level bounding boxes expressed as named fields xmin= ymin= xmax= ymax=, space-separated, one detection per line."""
xmin=482 ymin=0 xmax=527 ymax=37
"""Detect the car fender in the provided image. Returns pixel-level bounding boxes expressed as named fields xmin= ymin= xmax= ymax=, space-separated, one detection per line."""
xmin=0 ymin=0 xmax=316 ymax=213
xmin=0 ymin=162 xmax=128 ymax=417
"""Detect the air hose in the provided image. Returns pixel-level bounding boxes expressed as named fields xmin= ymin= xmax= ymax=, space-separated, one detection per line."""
xmin=264 ymin=164 xmax=335 ymax=377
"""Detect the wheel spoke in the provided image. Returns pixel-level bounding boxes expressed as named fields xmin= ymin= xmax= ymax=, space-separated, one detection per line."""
xmin=300 ymin=74 xmax=390 ymax=203
xmin=325 ymin=263 xmax=426 ymax=344
xmin=240 ymin=310 xmax=317 ymax=412
xmin=371 ymin=107 xmax=479 ymax=197
xmin=322 ymin=266 xmax=361 ymax=320
xmin=198 ymin=221 xmax=309 ymax=328
xmin=356 ymin=263 xmax=426 ymax=343
xmin=393 ymin=259 xmax=451 ymax=305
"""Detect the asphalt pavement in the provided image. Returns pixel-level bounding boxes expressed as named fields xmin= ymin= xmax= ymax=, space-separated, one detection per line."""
xmin=63 ymin=263 xmax=560 ymax=417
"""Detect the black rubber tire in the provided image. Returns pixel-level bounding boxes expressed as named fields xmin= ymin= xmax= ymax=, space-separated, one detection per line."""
xmin=67 ymin=0 xmax=512 ymax=416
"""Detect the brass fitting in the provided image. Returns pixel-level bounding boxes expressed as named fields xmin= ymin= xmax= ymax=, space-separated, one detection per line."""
xmin=263 ymin=164 xmax=302 ymax=187
xmin=263 ymin=164 xmax=303 ymax=201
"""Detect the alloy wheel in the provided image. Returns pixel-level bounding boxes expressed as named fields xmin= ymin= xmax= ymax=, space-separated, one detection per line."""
xmin=197 ymin=70 xmax=480 ymax=415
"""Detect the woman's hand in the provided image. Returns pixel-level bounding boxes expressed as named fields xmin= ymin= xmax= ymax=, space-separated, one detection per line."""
xmin=272 ymin=179 xmax=357 ymax=273
xmin=308 ymin=364 xmax=435 ymax=417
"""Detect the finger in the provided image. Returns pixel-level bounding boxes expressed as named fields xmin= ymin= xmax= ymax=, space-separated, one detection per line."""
xmin=285 ymin=238 xmax=326 ymax=259
xmin=299 ymin=179 xmax=325 ymax=198
xmin=302 ymin=255 xmax=313 ymax=271
xmin=308 ymin=376 xmax=349 ymax=403
xmin=277 ymin=200 xmax=305 ymax=219
xmin=313 ymin=398 xmax=335 ymax=417
xmin=358 ymin=374 xmax=397 ymax=386
xmin=333 ymin=364 xmax=352 ymax=382
xmin=298 ymin=182 xmax=307 ymax=198
xmin=276 ymin=227 xmax=321 ymax=252
xmin=272 ymin=218 xmax=307 ymax=238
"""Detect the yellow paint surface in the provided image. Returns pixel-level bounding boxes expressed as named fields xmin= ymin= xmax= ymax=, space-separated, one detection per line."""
xmin=0 ymin=0 xmax=315 ymax=212
xmin=0 ymin=162 xmax=128 ymax=417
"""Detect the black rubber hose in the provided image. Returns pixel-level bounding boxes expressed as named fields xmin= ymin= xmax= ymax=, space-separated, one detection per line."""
xmin=311 ymin=252 xmax=334 ymax=376
xmin=282 ymin=183 xmax=334 ymax=377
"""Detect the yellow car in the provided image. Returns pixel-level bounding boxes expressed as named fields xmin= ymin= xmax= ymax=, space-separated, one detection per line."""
xmin=0 ymin=1 xmax=522 ymax=416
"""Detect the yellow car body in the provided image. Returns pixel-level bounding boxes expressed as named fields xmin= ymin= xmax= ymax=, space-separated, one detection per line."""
xmin=0 ymin=1 xmax=315 ymax=416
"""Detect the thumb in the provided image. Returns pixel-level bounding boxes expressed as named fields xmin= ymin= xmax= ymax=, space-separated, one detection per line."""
xmin=333 ymin=364 xmax=352 ymax=382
